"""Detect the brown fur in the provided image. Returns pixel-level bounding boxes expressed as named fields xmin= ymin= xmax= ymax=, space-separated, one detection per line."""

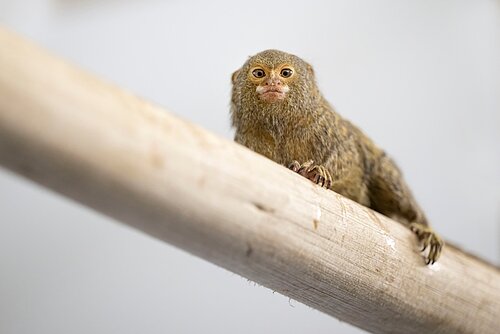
xmin=231 ymin=49 xmax=443 ymax=264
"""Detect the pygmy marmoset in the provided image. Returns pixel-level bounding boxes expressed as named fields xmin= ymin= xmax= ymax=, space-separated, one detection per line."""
xmin=230 ymin=49 xmax=443 ymax=264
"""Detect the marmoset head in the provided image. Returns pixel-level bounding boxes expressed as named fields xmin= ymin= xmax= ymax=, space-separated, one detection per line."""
xmin=231 ymin=49 xmax=319 ymax=110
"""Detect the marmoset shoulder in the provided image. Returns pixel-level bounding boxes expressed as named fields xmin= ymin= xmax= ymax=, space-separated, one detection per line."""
xmin=230 ymin=49 xmax=443 ymax=264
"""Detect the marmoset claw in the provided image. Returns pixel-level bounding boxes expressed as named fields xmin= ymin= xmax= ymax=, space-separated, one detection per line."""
xmin=409 ymin=222 xmax=444 ymax=265
xmin=288 ymin=160 xmax=332 ymax=190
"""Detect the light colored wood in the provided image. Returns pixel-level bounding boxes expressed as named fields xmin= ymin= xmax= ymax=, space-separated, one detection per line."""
xmin=0 ymin=27 xmax=499 ymax=334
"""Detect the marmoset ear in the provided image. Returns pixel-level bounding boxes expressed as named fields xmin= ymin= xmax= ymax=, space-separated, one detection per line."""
xmin=307 ymin=64 xmax=315 ymax=77
xmin=231 ymin=69 xmax=241 ymax=84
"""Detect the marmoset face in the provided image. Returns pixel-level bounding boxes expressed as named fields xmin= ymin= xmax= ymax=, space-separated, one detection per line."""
xmin=232 ymin=50 xmax=316 ymax=107
xmin=247 ymin=64 xmax=295 ymax=103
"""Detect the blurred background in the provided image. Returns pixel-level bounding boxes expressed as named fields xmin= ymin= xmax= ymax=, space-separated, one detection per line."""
xmin=0 ymin=1 xmax=499 ymax=333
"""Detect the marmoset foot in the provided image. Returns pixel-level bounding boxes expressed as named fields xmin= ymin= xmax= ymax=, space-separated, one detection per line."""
xmin=288 ymin=160 xmax=332 ymax=189
xmin=409 ymin=223 xmax=444 ymax=265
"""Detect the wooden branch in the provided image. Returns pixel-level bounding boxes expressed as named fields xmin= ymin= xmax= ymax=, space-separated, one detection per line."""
xmin=0 ymin=27 xmax=499 ymax=334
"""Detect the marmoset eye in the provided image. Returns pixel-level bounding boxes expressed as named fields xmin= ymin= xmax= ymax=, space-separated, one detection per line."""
xmin=280 ymin=68 xmax=293 ymax=78
xmin=252 ymin=69 xmax=265 ymax=78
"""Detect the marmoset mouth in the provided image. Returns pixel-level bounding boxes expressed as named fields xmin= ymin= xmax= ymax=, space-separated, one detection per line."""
xmin=263 ymin=87 xmax=284 ymax=93
xmin=257 ymin=86 xmax=289 ymax=102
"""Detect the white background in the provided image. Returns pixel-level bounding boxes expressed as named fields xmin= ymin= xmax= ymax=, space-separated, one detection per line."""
xmin=1 ymin=1 xmax=499 ymax=333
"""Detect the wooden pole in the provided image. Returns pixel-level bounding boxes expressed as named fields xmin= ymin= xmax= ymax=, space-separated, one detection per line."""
xmin=0 ymin=27 xmax=499 ymax=334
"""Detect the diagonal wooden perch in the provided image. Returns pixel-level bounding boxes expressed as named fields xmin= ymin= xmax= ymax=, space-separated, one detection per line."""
xmin=0 ymin=27 xmax=499 ymax=334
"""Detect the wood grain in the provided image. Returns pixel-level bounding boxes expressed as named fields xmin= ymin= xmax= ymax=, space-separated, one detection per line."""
xmin=0 ymin=27 xmax=499 ymax=334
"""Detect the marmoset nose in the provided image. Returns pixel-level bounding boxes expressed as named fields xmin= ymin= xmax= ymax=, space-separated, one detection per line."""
xmin=265 ymin=78 xmax=282 ymax=86
xmin=266 ymin=72 xmax=282 ymax=86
